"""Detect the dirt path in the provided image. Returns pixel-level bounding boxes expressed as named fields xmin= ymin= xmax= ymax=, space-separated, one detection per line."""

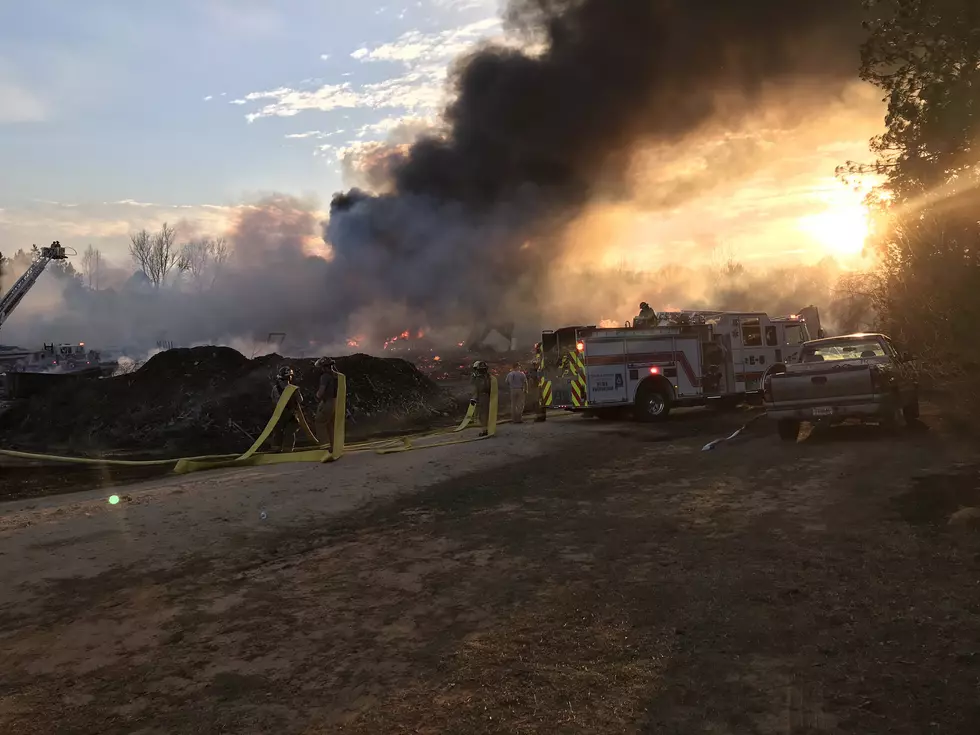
xmin=2 ymin=407 xmax=980 ymax=734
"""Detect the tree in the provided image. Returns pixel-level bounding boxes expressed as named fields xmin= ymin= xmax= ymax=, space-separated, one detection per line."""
xmin=129 ymin=222 xmax=181 ymax=288
xmin=178 ymin=237 xmax=230 ymax=291
xmin=80 ymin=245 xmax=104 ymax=290
xmin=843 ymin=0 xmax=980 ymax=392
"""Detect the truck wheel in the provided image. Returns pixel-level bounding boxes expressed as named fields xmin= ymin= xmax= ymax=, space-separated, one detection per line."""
xmin=635 ymin=382 xmax=672 ymax=422
xmin=903 ymin=392 xmax=920 ymax=421
xmin=777 ymin=419 xmax=800 ymax=442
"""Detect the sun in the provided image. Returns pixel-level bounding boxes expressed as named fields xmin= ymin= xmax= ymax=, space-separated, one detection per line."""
xmin=798 ymin=200 xmax=871 ymax=258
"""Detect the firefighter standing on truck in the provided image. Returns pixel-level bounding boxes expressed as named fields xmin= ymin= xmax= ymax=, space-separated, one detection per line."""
xmin=471 ymin=360 xmax=492 ymax=436
xmin=270 ymin=366 xmax=303 ymax=453
xmin=314 ymin=357 xmax=339 ymax=452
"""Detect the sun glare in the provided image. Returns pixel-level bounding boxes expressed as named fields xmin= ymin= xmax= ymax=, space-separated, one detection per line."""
xmin=798 ymin=199 xmax=871 ymax=258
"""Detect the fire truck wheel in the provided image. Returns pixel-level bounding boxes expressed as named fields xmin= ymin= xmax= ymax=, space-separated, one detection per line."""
xmin=635 ymin=380 xmax=672 ymax=422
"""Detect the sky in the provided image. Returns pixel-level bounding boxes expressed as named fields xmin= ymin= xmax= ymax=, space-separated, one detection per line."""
xmin=0 ymin=0 xmax=886 ymax=270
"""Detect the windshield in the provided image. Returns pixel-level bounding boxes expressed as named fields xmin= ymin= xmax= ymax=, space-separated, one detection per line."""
xmin=783 ymin=324 xmax=806 ymax=345
xmin=800 ymin=339 xmax=887 ymax=362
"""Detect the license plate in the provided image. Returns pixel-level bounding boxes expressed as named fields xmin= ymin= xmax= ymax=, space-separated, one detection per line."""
xmin=812 ymin=406 xmax=833 ymax=417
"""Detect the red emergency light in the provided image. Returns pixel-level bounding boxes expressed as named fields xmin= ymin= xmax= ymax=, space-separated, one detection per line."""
xmin=649 ymin=366 xmax=660 ymax=374
xmin=576 ymin=341 xmax=585 ymax=352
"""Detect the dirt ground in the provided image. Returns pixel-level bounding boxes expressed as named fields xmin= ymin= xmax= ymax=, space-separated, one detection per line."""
xmin=2 ymin=404 xmax=980 ymax=734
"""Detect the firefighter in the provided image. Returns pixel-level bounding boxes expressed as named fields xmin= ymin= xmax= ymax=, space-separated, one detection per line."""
xmin=527 ymin=358 xmax=547 ymax=422
xmin=270 ymin=365 xmax=303 ymax=453
xmin=635 ymin=302 xmax=657 ymax=328
xmin=470 ymin=360 xmax=492 ymax=436
xmin=314 ymin=356 xmax=339 ymax=452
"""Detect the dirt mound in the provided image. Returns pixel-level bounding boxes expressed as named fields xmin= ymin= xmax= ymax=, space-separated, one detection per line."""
xmin=0 ymin=346 xmax=458 ymax=457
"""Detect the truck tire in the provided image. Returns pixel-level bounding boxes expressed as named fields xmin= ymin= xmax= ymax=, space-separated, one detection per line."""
xmin=635 ymin=380 xmax=672 ymax=422
xmin=903 ymin=392 xmax=920 ymax=421
xmin=777 ymin=419 xmax=800 ymax=442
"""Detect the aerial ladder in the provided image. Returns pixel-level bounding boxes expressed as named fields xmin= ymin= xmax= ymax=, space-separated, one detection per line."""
xmin=0 ymin=241 xmax=67 ymax=335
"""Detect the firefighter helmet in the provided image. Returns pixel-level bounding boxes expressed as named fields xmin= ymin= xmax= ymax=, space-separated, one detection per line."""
xmin=276 ymin=366 xmax=294 ymax=382
xmin=314 ymin=357 xmax=335 ymax=370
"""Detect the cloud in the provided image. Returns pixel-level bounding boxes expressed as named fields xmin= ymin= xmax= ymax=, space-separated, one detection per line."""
xmin=0 ymin=77 xmax=46 ymax=123
xmin=237 ymin=18 xmax=503 ymax=124
xmin=0 ymin=200 xmax=246 ymax=264
xmin=203 ymin=95 xmax=213 ymax=101
xmin=284 ymin=130 xmax=344 ymax=140
xmin=350 ymin=18 xmax=500 ymax=64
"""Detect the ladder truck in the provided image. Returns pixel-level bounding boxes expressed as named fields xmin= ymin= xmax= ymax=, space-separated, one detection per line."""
xmin=0 ymin=241 xmax=67 ymax=336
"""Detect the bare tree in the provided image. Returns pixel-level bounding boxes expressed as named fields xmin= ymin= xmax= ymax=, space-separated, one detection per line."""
xmin=179 ymin=236 xmax=230 ymax=290
xmin=129 ymin=229 xmax=154 ymax=283
xmin=80 ymin=244 xmax=104 ymax=290
xmin=129 ymin=223 xmax=181 ymax=288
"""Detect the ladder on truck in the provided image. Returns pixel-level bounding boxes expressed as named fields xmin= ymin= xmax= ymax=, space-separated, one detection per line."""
xmin=0 ymin=242 xmax=67 ymax=332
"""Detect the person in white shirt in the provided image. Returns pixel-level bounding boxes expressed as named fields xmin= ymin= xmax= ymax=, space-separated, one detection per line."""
xmin=504 ymin=362 xmax=528 ymax=423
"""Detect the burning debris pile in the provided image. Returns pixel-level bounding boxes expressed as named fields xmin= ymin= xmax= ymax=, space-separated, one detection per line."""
xmin=0 ymin=346 xmax=458 ymax=456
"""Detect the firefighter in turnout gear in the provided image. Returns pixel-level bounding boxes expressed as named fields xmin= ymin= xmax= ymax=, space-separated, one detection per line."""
xmin=314 ymin=357 xmax=339 ymax=452
xmin=270 ymin=365 xmax=304 ymax=453
xmin=470 ymin=360 xmax=492 ymax=436
xmin=635 ymin=302 xmax=657 ymax=328
xmin=527 ymin=358 xmax=546 ymax=422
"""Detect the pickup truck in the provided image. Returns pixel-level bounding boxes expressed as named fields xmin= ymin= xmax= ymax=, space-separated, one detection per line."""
xmin=763 ymin=333 xmax=919 ymax=441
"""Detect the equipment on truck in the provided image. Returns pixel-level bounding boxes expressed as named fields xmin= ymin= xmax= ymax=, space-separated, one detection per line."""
xmin=0 ymin=242 xmax=68 ymax=335
xmin=539 ymin=310 xmax=816 ymax=421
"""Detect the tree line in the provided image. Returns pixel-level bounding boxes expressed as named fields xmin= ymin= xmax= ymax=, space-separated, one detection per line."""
xmin=127 ymin=222 xmax=229 ymax=291
xmin=1 ymin=224 xmax=229 ymax=295
xmin=844 ymin=0 xmax=980 ymax=410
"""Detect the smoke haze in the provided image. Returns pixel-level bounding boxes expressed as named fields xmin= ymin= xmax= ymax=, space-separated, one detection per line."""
xmin=1 ymin=0 xmax=877 ymax=356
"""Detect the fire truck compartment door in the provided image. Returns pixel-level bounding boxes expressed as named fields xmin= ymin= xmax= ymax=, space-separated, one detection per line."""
xmin=587 ymin=366 xmax=627 ymax=403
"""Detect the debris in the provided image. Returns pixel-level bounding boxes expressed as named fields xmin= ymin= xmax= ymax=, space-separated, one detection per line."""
xmin=0 ymin=346 xmax=458 ymax=457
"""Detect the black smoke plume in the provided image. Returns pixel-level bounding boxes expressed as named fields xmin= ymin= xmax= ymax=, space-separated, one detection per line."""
xmin=325 ymin=0 xmax=866 ymax=334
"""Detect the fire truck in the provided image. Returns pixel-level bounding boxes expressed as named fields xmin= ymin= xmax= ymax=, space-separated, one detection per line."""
xmin=537 ymin=309 xmax=817 ymax=421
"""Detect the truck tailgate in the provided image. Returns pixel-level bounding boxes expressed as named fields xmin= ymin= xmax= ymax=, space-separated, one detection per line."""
xmin=770 ymin=362 xmax=875 ymax=405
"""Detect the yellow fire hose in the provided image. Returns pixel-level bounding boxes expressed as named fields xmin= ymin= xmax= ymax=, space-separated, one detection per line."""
xmin=0 ymin=373 xmax=507 ymax=474
xmin=173 ymin=375 xmax=348 ymax=473
xmin=376 ymin=377 xmax=498 ymax=454
xmin=0 ymin=376 xmax=348 ymax=474
xmin=0 ymin=372 xmax=588 ymax=477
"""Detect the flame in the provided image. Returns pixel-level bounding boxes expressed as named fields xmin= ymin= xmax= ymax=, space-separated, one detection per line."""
xmin=598 ymin=318 xmax=618 ymax=328
xmin=662 ymin=304 xmax=681 ymax=312
xmin=383 ymin=330 xmax=413 ymax=350
xmin=434 ymin=355 xmax=441 ymax=361
xmin=346 ymin=338 xmax=360 ymax=348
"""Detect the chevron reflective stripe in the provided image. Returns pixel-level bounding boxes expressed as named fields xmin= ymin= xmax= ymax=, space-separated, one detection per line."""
xmin=568 ymin=349 xmax=588 ymax=407
xmin=541 ymin=380 xmax=553 ymax=406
